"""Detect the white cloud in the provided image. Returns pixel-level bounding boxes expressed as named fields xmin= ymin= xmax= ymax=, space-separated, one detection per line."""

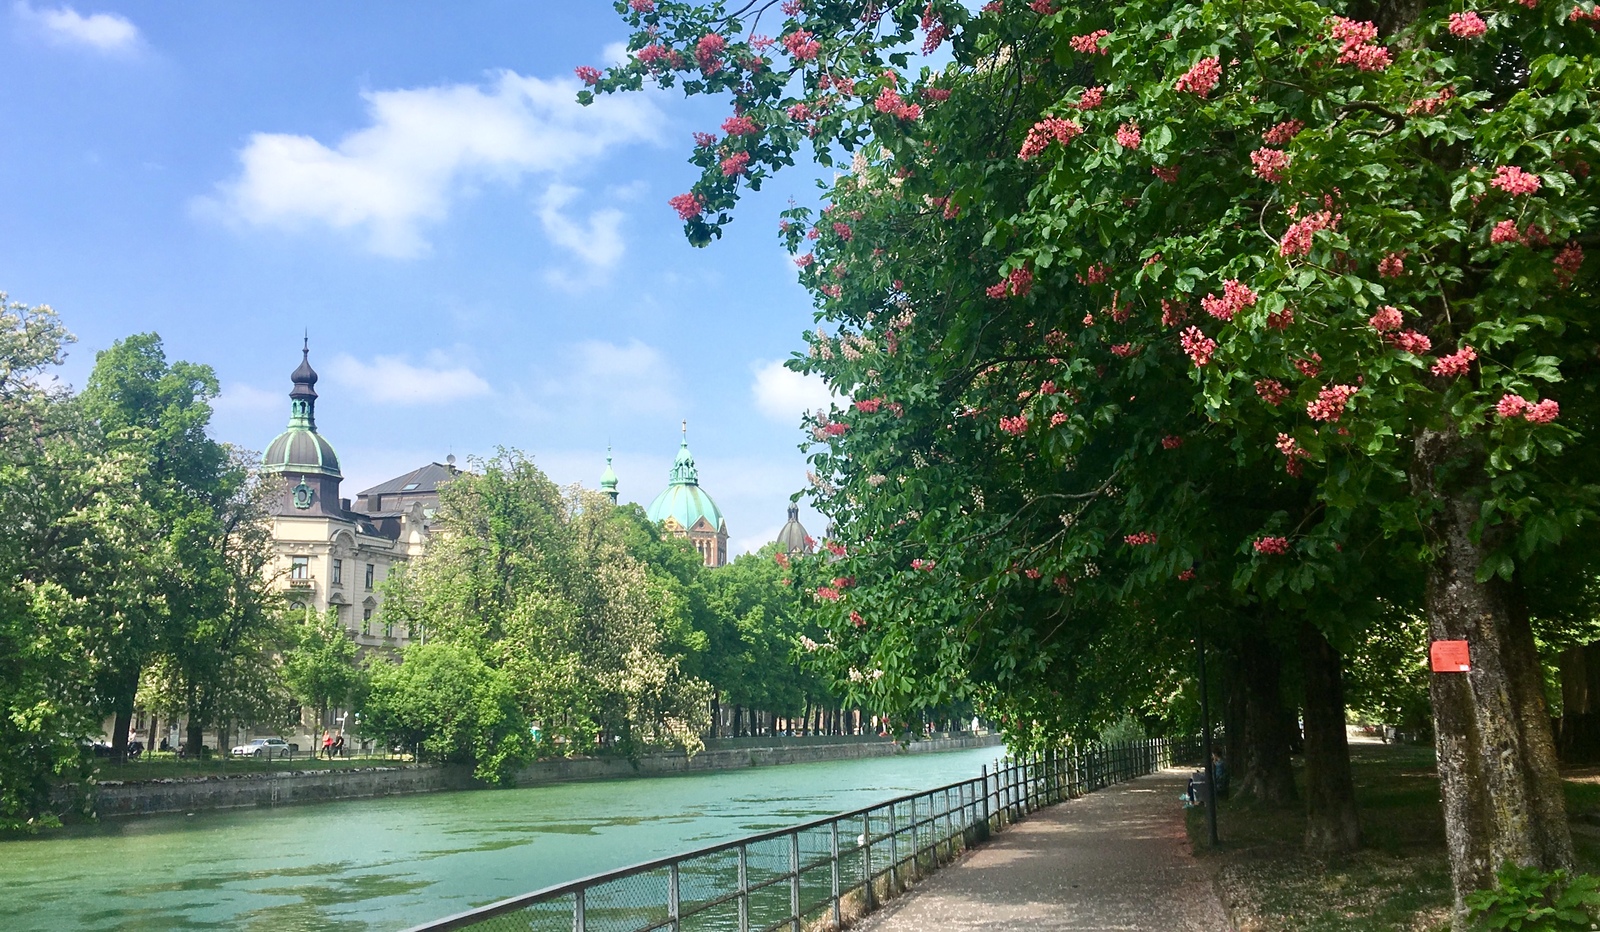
xmin=199 ymin=71 xmax=664 ymax=258
xmin=212 ymin=382 xmax=281 ymax=417
xmin=548 ymin=339 xmax=681 ymax=419
xmin=539 ymin=183 xmax=625 ymax=269
xmin=13 ymin=2 xmax=138 ymax=52
xmin=324 ymin=352 xmax=492 ymax=405
xmin=751 ymin=359 xmax=840 ymax=424
xmin=600 ymin=41 xmax=630 ymax=67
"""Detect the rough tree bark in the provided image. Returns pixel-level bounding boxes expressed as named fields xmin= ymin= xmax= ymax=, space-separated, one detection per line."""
xmin=1413 ymin=426 xmax=1573 ymax=920
xmin=1301 ymin=622 xmax=1362 ymax=854
xmin=1229 ymin=634 xmax=1299 ymax=804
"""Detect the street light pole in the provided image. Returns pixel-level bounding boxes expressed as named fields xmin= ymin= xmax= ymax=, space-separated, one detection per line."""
xmin=1197 ymin=628 xmax=1219 ymax=847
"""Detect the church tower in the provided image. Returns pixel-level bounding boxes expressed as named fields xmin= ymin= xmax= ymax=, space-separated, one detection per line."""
xmin=646 ymin=423 xmax=730 ymax=567
xmin=262 ymin=340 xmax=344 ymax=517
xmin=600 ymin=447 xmax=619 ymax=505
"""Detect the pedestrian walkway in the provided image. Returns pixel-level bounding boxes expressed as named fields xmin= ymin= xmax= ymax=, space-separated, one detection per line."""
xmin=853 ymin=769 xmax=1229 ymax=931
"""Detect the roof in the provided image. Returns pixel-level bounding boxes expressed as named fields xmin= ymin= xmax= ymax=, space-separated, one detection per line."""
xmin=647 ymin=483 xmax=727 ymax=534
xmin=646 ymin=433 xmax=726 ymax=533
xmin=776 ymin=504 xmax=813 ymax=554
xmin=263 ymin=428 xmax=342 ymax=478
xmin=358 ymin=461 xmax=461 ymax=498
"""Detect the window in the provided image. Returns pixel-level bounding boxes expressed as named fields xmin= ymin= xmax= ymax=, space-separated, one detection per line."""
xmin=331 ymin=559 xmax=343 ymax=585
xmin=402 ymin=482 xmax=420 ymax=491
xmin=383 ymin=619 xmax=394 ymax=639
xmin=362 ymin=606 xmax=373 ymax=635
xmin=289 ymin=600 xmax=306 ymax=612
xmin=290 ymin=556 xmax=309 ymax=580
xmin=365 ymin=563 xmax=375 ymax=589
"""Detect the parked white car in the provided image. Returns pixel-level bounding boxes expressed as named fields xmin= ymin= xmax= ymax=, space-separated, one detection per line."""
xmin=230 ymin=737 xmax=292 ymax=758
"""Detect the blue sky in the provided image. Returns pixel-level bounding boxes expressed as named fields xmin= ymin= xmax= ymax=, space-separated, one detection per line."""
xmin=0 ymin=1 xmax=843 ymax=554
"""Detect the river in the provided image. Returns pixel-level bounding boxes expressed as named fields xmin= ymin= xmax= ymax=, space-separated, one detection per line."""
xmin=0 ymin=747 xmax=1002 ymax=931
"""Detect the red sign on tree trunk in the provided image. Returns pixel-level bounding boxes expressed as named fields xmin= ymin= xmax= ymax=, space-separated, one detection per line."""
xmin=1430 ymin=640 xmax=1471 ymax=673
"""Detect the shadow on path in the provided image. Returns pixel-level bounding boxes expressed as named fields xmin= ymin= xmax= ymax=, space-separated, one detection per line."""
xmin=853 ymin=769 xmax=1228 ymax=931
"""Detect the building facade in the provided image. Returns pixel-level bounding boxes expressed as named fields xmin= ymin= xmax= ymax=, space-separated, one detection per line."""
xmin=260 ymin=345 xmax=449 ymax=654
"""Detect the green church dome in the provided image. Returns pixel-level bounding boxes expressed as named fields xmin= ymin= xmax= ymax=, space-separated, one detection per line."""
xmin=646 ymin=433 xmax=725 ymax=532
xmin=262 ymin=345 xmax=342 ymax=479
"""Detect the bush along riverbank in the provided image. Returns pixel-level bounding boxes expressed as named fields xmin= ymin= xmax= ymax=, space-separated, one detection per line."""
xmin=1188 ymin=743 xmax=1600 ymax=931
xmin=58 ymin=734 xmax=1003 ymax=821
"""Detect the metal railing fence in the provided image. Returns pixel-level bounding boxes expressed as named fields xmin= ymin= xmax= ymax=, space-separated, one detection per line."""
xmin=406 ymin=737 xmax=1198 ymax=932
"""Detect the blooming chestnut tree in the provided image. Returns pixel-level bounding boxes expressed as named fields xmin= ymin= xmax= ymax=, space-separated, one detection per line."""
xmin=589 ymin=0 xmax=1600 ymax=910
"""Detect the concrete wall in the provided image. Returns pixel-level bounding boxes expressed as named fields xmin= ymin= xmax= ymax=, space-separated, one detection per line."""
xmin=77 ymin=734 xmax=1003 ymax=820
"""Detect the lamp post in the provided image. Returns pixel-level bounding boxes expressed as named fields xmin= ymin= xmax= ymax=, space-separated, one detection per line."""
xmin=1196 ymin=626 xmax=1220 ymax=847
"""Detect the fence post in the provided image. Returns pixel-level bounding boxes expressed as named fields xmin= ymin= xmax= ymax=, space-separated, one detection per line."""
xmin=670 ymin=861 xmax=681 ymax=932
xmin=738 ymin=842 xmax=749 ymax=932
xmin=862 ymin=812 xmax=876 ymax=910
xmin=831 ymin=819 xmax=842 ymax=930
xmin=908 ymin=794 xmax=918 ymax=876
xmin=887 ymin=801 xmax=899 ymax=892
xmin=790 ymin=831 xmax=801 ymax=932
xmin=575 ymin=888 xmax=586 ymax=932
xmin=980 ymin=765 xmax=991 ymax=840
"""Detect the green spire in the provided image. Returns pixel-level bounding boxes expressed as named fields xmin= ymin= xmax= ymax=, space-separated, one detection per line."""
xmin=669 ymin=420 xmax=698 ymax=486
xmin=600 ymin=446 xmax=619 ymax=503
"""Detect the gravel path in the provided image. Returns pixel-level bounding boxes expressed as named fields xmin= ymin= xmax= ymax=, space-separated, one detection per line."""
xmin=851 ymin=769 xmax=1230 ymax=931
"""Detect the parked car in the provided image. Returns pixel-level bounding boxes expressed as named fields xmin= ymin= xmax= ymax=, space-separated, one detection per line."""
xmin=230 ymin=737 xmax=292 ymax=758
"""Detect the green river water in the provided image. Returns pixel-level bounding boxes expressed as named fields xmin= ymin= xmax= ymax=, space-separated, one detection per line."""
xmin=0 ymin=747 xmax=1002 ymax=932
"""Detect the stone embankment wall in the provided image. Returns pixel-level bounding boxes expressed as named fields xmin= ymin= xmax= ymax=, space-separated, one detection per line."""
xmin=77 ymin=734 xmax=1002 ymax=820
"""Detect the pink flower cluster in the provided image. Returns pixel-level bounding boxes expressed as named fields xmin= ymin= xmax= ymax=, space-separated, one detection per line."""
xmin=1267 ymin=307 xmax=1295 ymax=330
xmin=1110 ymin=342 xmax=1139 ymax=357
xmin=1152 ymin=164 xmax=1181 ymax=182
xmin=1295 ymin=352 xmax=1322 ymax=378
xmin=1275 ymin=432 xmax=1307 ymax=475
xmin=1263 ymin=120 xmax=1305 ymax=145
xmin=850 ymin=611 xmax=865 ymax=628
xmin=1050 ymin=411 xmax=1069 ymax=427
xmin=1328 ymin=16 xmax=1392 ymax=70
xmin=1408 ymin=85 xmax=1457 ymax=115
xmin=1161 ymin=435 xmax=1183 ymax=449
xmin=1161 ymin=299 xmax=1187 ymax=326
xmin=1201 ymin=279 xmax=1258 ymax=321
xmin=787 ymin=103 xmax=813 ymax=122
xmin=1306 ymin=384 xmax=1358 ymax=422
xmin=722 ymin=114 xmax=759 ymax=135
xmin=911 ymin=558 xmax=936 ymax=571
xmin=1124 ymin=531 xmax=1158 ymax=545
xmin=825 ymin=540 xmax=847 ymax=556
xmin=1556 ymin=242 xmax=1585 ymax=285
xmin=1497 ymin=395 xmax=1560 ymax=423
xmin=924 ymin=86 xmax=952 ymax=103
xmin=1431 ymin=345 xmax=1477 ymax=376
xmin=1077 ymin=86 xmax=1105 ymax=109
xmin=1280 ymin=210 xmax=1337 ymax=258
xmin=637 ymin=43 xmax=673 ymax=67
xmin=1491 ymin=165 xmax=1541 ymax=196
xmin=1368 ymin=306 xmax=1404 ymax=332
xmin=1449 ymin=11 xmax=1488 ymax=37
xmin=794 ymin=253 xmax=815 ymax=268
xmin=782 ymin=29 xmax=820 ymax=60
xmin=1174 ymin=57 xmax=1222 ymax=97
xmin=1378 ymin=251 xmax=1406 ymax=277
xmin=1178 ymin=568 xmax=1197 ymax=581
xmin=986 ymin=266 xmax=1034 ymax=298
xmin=1254 ymin=536 xmax=1290 ymax=555
xmin=1491 ymin=220 xmax=1523 ymax=244
xmin=854 ymin=397 xmax=883 ymax=413
xmin=1251 ymin=147 xmax=1291 ymax=182
xmin=1180 ymin=327 xmax=1218 ymax=366
xmin=1115 ymin=122 xmax=1142 ymax=149
xmin=1388 ymin=330 xmax=1431 ymax=354
xmin=999 ymin=414 xmax=1030 ymax=436
xmin=696 ymin=33 xmax=727 ymax=71
xmin=629 ymin=0 xmax=655 ymax=11
xmin=822 ymin=421 xmax=848 ymax=437
xmin=875 ymin=86 xmax=922 ymax=120
xmin=1083 ymin=262 xmax=1110 ymax=284
xmin=1070 ymin=30 xmax=1110 ymax=54
xmin=693 ymin=131 xmax=717 ymax=147
xmin=1256 ymin=379 xmax=1291 ymax=405
xmin=721 ymin=151 xmax=752 ymax=176
xmin=669 ymin=192 xmax=705 ymax=220
xmin=920 ymin=6 xmax=950 ymax=53
xmin=1019 ymin=117 xmax=1084 ymax=160
xmin=1029 ymin=0 xmax=1057 ymax=12
xmin=575 ymin=65 xmax=602 ymax=85
xmin=833 ymin=222 xmax=854 ymax=240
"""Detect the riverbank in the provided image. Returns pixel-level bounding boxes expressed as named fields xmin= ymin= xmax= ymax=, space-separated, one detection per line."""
xmin=1187 ymin=742 xmax=1600 ymax=931
xmin=67 ymin=733 xmax=1003 ymax=820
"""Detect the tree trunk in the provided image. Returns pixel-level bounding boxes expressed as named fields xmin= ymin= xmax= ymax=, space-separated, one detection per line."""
xmin=1413 ymin=426 xmax=1573 ymax=920
xmin=109 ymin=665 xmax=139 ymax=761
xmin=1231 ymin=634 xmax=1298 ymax=804
xmin=1301 ymin=622 xmax=1362 ymax=854
xmin=710 ymin=690 xmax=721 ymax=739
xmin=187 ymin=720 xmax=204 ymax=759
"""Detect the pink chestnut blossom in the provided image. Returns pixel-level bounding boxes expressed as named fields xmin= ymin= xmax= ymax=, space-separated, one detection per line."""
xmin=781 ymin=30 xmax=820 ymax=60
xmin=1254 ymin=536 xmax=1291 ymax=555
xmin=1490 ymin=220 xmax=1523 ymax=244
xmin=575 ymin=65 xmax=602 ymax=85
xmin=1077 ymin=86 xmax=1105 ymax=110
xmin=1180 ymin=327 xmax=1217 ymax=366
xmin=1255 ymin=379 xmax=1291 ymax=406
xmin=1432 ymin=345 xmax=1477 ymax=376
xmin=1492 ymin=165 xmax=1542 ymax=195
xmin=1251 ymin=147 xmax=1291 ymax=182
xmin=721 ymin=151 xmax=752 ymax=176
xmin=1174 ymin=57 xmax=1223 ymax=97
xmin=721 ymin=114 xmax=760 ymax=135
xmin=1306 ymin=384 xmax=1358 ymax=422
xmin=1070 ymin=30 xmax=1110 ymax=54
xmin=1124 ymin=531 xmax=1158 ymax=545
xmin=1448 ymin=11 xmax=1488 ymax=37
xmin=1368 ymin=305 xmax=1404 ymax=332
xmin=669 ymin=192 xmax=705 ymax=220
xmin=1262 ymin=120 xmax=1305 ymax=145
xmin=1019 ymin=117 xmax=1084 ymax=160
xmin=1387 ymin=330 xmax=1432 ymax=354
xmin=1115 ymin=122 xmax=1142 ymax=149
xmin=1200 ymin=279 xmax=1258 ymax=321
xmin=999 ymin=414 xmax=1029 ymax=436
xmin=1378 ymin=252 xmax=1406 ymax=277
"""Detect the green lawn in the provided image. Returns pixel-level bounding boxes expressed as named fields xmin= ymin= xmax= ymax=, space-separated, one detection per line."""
xmin=89 ymin=750 xmax=417 ymax=782
xmin=1187 ymin=743 xmax=1600 ymax=931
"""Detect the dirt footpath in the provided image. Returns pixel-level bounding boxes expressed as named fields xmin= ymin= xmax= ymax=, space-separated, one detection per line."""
xmin=852 ymin=769 xmax=1229 ymax=931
